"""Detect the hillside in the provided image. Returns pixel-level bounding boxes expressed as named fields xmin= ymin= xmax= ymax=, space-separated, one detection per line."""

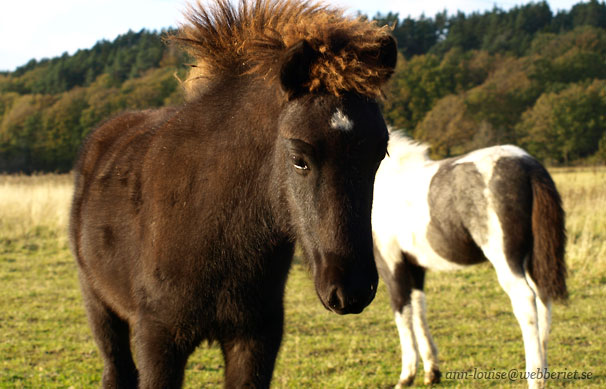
xmin=1 ymin=0 xmax=606 ymax=172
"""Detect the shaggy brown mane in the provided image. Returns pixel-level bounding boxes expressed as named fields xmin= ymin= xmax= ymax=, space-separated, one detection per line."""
xmin=169 ymin=0 xmax=395 ymax=99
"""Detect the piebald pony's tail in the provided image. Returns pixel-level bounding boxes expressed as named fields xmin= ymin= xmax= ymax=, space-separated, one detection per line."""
xmin=528 ymin=165 xmax=568 ymax=301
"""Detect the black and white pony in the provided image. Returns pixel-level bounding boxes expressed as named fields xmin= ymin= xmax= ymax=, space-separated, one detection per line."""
xmin=372 ymin=131 xmax=567 ymax=389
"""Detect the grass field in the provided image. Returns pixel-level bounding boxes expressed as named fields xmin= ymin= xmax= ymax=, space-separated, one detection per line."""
xmin=0 ymin=168 xmax=605 ymax=388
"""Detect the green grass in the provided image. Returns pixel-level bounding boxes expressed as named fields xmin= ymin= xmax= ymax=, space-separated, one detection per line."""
xmin=2 ymin=240 xmax=604 ymax=388
xmin=1 ymin=171 xmax=605 ymax=388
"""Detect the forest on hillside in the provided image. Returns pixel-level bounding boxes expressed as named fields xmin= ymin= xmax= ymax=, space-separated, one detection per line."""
xmin=1 ymin=0 xmax=606 ymax=172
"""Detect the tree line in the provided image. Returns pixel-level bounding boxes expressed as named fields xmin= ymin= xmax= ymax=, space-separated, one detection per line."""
xmin=1 ymin=0 xmax=605 ymax=172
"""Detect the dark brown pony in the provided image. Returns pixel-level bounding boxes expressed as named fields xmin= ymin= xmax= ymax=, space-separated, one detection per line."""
xmin=69 ymin=1 xmax=397 ymax=388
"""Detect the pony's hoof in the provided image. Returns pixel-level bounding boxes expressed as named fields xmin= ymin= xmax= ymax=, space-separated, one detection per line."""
xmin=528 ymin=379 xmax=546 ymax=389
xmin=424 ymin=368 xmax=441 ymax=385
xmin=395 ymin=376 xmax=415 ymax=388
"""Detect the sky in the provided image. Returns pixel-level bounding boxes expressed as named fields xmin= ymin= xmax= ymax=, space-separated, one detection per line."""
xmin=0 ymin=0 xmax=586 ymax=72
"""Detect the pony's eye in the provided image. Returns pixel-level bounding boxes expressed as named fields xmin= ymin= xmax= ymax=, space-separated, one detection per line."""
xmin=291 ymin=155 xmax=309 ymax=171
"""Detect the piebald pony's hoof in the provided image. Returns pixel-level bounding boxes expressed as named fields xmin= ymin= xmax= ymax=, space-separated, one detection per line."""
xmin=395 ymin=376 xmax=415 ymax=388
xmin=424 ymin=368 xmax=441 ymax=385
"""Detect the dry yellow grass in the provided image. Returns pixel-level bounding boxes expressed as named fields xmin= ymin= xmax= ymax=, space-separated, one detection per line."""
xmin=0 ymin=174 xmax=73 ymax=245
xmin=550 ymin=167 xmax=606 ymax=275
xmin=0 ymin=168 xmax=604 ymax=272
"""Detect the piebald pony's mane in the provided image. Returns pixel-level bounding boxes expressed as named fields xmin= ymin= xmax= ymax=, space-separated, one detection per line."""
xmin=170 ymin=0 xmax=395 ymax=100
xmin=387 ymin=130 xmax=431 ymax=166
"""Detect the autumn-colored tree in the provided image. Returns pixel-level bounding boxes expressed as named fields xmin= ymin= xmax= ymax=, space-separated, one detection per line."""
xmin=516 ymin=80 xmax=606 ymax=163
xmin=382 ymin=48 xmax=493 ymax=133
xmin=79 ymin=74 xmax=125 ymax=137
xmin=122 ymin=68 xmax=180 ymax=110
xmin=465 ymin=56 xmax=540 ymax=144
xmin=3 ymin=2 xmax=606 ymax=172
xmin=414 ymin=94 xmax=478 ymax=157
xmin=530 ymin=27 xmax=606 ymax=87
xmin=37 ymin=88 xmax=86 ymax=170
xmin=0 ymin=94 xmax=56 ymax=171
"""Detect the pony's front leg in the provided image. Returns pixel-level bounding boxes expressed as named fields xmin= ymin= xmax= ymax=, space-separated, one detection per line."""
xmin=374 ymin=248 xmax=423 ymax=387
xmin=79 ymin=280 xmax=139 ymax=389
xmin=220 ymin=308 xmax=284 ymax=388
xmin=132 ymin=316 xmax=195 ymax=389
xmin=411 ymin=289 xmax=441 ymax=385
xmin=394 ymin=302 xmax=419 ymax=388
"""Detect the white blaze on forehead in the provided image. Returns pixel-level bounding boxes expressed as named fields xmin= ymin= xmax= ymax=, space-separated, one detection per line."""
xmin=330 ymin=109 xmax=354 ymax=131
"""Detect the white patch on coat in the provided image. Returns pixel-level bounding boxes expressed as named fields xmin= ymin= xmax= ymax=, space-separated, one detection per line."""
xmin=329 ymin=109 xmax=353 ymax=131
xmin=372 ymin=132 xmax=467 ymax=273
xmin=455 ymin=144 xmax=529 ymax=180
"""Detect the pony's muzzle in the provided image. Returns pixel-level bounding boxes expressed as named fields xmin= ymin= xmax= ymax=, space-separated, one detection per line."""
xmin=316 ymin=259 xmax=378 ymax=315
xmin=324 ymin=281 xmax=377 ymax=315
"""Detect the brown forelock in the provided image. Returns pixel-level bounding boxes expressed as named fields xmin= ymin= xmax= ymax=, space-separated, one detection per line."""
xmin=169 ymin=0 xmax=394 ymax=99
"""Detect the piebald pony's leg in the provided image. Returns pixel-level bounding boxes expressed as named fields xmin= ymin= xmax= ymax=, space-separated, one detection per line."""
xmin=492 ymin=264 xmax=545 ymax=389
xmin=394 ymin=303 xmax=418 ymax=388
xmin=411 ymin=289 xmax=441 ymax=385
xmin=482 ymin=214 xmax=545 ymax=389
xmin=537 ymin=299 xmax=551 ymax=371
xmin=525 ymin=263 xmax=552 ymax=372
xmin=374 ymin=245 xmax=420 ymax=387
xmin=376 ymin=245 xmax=440 ymax=388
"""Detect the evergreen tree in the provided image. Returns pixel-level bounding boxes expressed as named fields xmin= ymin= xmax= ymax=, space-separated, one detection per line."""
xmin=2 ymin=1 xmax=606 ymax=172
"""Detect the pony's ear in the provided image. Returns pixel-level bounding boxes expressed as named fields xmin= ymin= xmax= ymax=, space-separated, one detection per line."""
xmin=280 ymin=40 xmax=318 ymax=100
xmin=379 ymin=35 xmax=398 ymax=73
xmin=362 ymin=35 xmax=398 ymax=82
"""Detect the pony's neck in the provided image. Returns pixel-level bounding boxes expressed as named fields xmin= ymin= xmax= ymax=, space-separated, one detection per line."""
xmin=387 ymin=133 xmax=431 ymax=168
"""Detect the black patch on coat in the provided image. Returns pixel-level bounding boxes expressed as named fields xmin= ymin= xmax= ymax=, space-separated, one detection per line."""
xmin=426 ymin=159 xmax=488 ymax=265
xmin=489 ymin=156 xmax=534 ymax=275
xmin=374 ymin=245 xmax=425 ymax=312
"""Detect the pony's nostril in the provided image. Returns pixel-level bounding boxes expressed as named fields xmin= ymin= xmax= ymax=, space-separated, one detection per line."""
xmin=324 ymin=283 xmax=378 ymax=314
xmin=328 ymin=287 xmax=344 ymax=311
